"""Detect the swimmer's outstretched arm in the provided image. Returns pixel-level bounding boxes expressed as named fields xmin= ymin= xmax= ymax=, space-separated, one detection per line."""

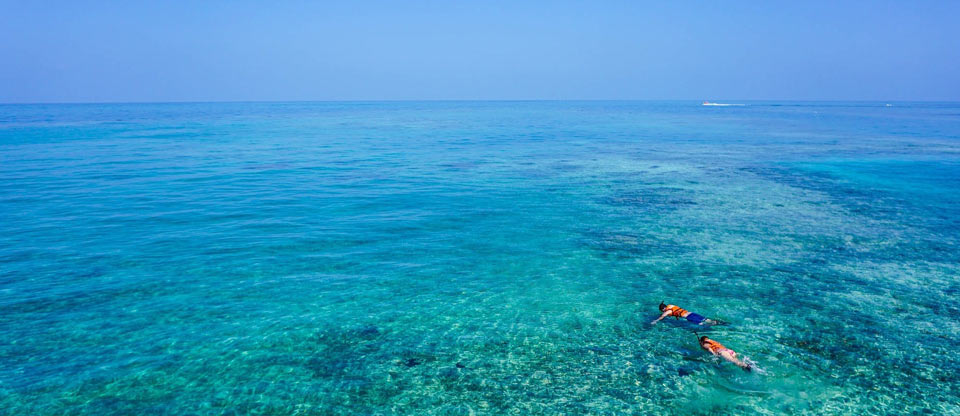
xmin=650 ymin=311 xmax=672 ymax=325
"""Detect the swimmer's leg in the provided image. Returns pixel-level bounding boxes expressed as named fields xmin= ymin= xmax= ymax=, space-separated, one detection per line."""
xmin=719 ymin=350 xmax=752 ymax=371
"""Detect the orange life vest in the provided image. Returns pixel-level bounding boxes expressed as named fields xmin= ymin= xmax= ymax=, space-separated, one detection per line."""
xmin=700 ymin=338 xmax=730 ymax=355
xmin=664 ymin=304 xmax=688 ymax=318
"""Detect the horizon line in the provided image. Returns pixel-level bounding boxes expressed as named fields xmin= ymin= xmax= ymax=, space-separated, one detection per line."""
xmin=2 ymin=98 xmax=957 ymax=106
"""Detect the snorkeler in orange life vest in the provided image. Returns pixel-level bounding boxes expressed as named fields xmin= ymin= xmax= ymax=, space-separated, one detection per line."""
xmin=696 ymin=333 xmax=752 ymax=371
xmin=651 ymin=301 xmax=719 ymax=325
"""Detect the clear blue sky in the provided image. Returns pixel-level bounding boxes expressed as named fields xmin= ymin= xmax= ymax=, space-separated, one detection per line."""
xmin=2 ymin=1 xmax=958 ymax=103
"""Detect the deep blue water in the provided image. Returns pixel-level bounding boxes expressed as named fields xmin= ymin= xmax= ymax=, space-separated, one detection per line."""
xmin=1 ymin=101 xmax=959 ymax=415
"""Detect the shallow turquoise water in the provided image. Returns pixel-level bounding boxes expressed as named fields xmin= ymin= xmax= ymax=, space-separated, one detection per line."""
xmin=1 ymin=101 xmax=959 ymax=415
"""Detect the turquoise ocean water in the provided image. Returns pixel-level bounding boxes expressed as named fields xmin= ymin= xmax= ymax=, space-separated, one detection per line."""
xmin=1 ymin=101 xmax=958 ymax=415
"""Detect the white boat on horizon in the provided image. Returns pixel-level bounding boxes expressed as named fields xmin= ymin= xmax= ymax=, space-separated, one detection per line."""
xmin=702 ymin=101 xmax=745 ymax=106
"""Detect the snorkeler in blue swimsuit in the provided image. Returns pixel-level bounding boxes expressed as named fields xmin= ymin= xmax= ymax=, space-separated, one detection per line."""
xmin=650 ymin=301 xmax=720 ymax=325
